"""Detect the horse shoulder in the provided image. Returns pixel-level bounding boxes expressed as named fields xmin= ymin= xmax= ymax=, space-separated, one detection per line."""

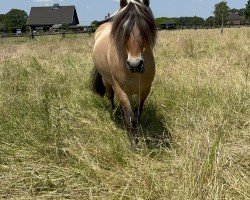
xmin=94 ymin=22 xmax=112 ymax=41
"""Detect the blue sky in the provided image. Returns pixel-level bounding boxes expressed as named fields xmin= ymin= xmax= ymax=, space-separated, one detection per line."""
xmin=0 ymin=0 xmax=247 ymax=25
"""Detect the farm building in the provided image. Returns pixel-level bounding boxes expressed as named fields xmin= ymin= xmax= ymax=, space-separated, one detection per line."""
xmin=159 ymin=22 xmax=177 ymax=30
xmin=226 ymin=13 xmax=242 ymax=26
xmin=27 ymin=4 xmax=79 ymax=31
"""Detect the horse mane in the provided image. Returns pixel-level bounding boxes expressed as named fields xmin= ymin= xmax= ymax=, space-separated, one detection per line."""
xmin=111 ymin=2 xmax=157 ymax=51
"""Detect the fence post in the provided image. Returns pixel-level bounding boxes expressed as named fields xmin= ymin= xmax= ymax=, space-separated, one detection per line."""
xmin=61 ymin=30 xmax=65 ymax=39
xmin=30 ymin=29 xmax=34 ymax=40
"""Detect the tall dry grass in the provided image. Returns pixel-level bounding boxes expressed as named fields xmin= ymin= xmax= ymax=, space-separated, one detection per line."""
xmin=0 ymin=29 xmax=249 ymax=199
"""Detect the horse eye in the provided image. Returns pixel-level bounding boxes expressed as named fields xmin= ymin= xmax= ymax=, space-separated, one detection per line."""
xmin=143 ymin=0 xmax=150 ymax=6
xmin=120 ymin=0 xmax=128 ymax=8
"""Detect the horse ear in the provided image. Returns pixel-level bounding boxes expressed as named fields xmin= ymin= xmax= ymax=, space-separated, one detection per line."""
xmin=143 ymin=0 xmax=150 ymax=6
xmin=120 ymin=0 xmax=128 ymax=8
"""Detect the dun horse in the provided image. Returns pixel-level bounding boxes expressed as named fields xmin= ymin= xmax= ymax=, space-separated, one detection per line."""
xmin=92 ymin=0 xmax=157 ymax=148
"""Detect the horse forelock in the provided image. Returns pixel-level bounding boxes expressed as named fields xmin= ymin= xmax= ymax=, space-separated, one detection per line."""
xmin=111 ymin=1 xmax=156 ymax=52
xmin=126 ymin=0 xmax=143 ymax=6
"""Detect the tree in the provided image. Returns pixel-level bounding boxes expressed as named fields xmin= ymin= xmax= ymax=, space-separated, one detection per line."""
xmin=206 ymin=16 xmax=215 ymax=27
xmin=0 ymin=14 xmax=4 ymax=22
xmin=214 ymin=1 xmax=230 ymax=33
xmin=3 ymin=9 xmax=28 ymax=32
xmin=0 ymin=14 xmax=5 ymax=32
xmin=91 ymin=20 xmax=99 ymax=31
xmin=229 ymin=8 xmax=245 ymax=16
xmin=238 ymin=8 xmax=246 ymax=16
xmin=175 ymin=17 xmax=192 ymax=27
xmin=245 ymin=0 xmax=250 ymax=23
xmin=91 ymin=20 xmax=99 ymax=26
xmin=0 ymin=23 xmax=5 ymax=32
xmin=155 ymin=17 xmax=173 ymax=26
xmin=61 ymin=23 xmax=69 ymax=31
xmin=190 ymin=16 xmax=205 ymax=28
xmin=175 ymin=17 xmax=205 ymax=28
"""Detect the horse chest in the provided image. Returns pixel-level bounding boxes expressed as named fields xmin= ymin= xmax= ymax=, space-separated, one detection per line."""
xmin=115 ymin=73 xmax=153 ymax=95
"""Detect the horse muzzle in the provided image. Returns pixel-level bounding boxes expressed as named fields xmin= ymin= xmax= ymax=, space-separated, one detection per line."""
xmin=126 ymin=59 xmax=145 ymax=74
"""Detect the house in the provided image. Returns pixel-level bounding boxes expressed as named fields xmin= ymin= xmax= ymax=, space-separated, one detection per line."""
xmin=226 ymin=13 xmax=242 ymax=26
xmin=69 ymin=25 xmax=94 ymax=32
xmin=159 ymin=22 xmax=177 ymax=30
xmin=27 ymin=4 xmax=79 ymax=31
xmin=10 ymin=28 xmax=23 ymax=35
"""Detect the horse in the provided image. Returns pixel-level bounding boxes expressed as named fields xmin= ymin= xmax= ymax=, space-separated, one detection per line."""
xmin=92 ymin=0 xmax=157 ymax=148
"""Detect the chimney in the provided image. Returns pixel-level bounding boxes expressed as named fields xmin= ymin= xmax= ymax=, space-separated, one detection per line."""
xmin=53 ymin=4 xmax=60 ymax=9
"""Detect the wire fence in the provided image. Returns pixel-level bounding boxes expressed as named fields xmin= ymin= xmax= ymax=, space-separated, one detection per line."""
xmin=0 ymin=30 xmax=94 ymax=39
xmin=1 ymin=24 xmax=249 ymax=40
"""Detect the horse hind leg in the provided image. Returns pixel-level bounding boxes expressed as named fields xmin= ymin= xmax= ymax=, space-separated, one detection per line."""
xmin=91 ymin=68 xmax=105 ymax=97
xmin=102 ymin=79 xmax=115 ymax=110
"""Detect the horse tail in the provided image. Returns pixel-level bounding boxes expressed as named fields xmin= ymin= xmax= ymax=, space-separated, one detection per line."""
xmin=91 ymin=68 xmax=106 ymax=97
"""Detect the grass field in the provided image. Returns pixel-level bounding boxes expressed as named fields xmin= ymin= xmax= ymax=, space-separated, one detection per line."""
xmin=0 ymin=28 xmax=249 ymax=199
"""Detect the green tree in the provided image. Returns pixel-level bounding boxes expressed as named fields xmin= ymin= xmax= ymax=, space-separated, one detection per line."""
xmin=175 ymin=17 xmax=205 ymax=28
xmin=206 ymin=16 xmax=215 ymax=27
xmin=214 ymin=1 xmax=230 ymax=33
xmin=0 ymin=23 xmax=5 ymax=32
xmin=91 ymin=20 xmax=99 ymax=31
xmin=3 ymin=9 xmax=28 ymax=32
xmin=0 ymin=14 xmax=4 ymax=22
xmin=0 ymin=14 xmax=5 ymax=32
xmin=61 ymin=23 xmax=69 ymax=31
xmin=238 ymin=8 xmax=246 ymax=16
xmin=229 ymin=8 xmax=245 ymax=16
xmin=190 ymin=16 xmax=205 ymax=27
xmin=245 ymin=0 xmax=250 ymax=23
xmin=155 ymin=17 xmax=171 ymax=26
xmin=91 ymin=20 xmax=99 ymax=26
xmin=176 ymin=17 xmax=192 ymax=27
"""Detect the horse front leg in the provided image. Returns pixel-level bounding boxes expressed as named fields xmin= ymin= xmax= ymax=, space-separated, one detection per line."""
xmin=114 ymin=85 xmax=138 ymax=149
xmin=134 ymin=88 xmax=151 ymax=125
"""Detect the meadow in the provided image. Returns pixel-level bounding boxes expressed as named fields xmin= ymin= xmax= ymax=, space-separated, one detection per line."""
xmin=0 ymin=28 xmax=249 ymax=199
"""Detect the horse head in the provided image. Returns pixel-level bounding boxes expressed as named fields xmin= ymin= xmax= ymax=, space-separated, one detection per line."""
xmin=111 ymin=0 xmax=156 ymax=74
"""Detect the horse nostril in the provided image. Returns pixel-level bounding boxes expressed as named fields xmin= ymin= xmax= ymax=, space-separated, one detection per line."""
xmin=126 ymin=61 xmax=130 ymax=67
xmin=138 ymin=60 xmax=144 ymax=68
xmin=140 ymin=66 xmax=145 ymax=73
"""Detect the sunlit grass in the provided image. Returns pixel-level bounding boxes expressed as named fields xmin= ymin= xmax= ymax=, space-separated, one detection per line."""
xmin=0 ymin=28 xmax=249 ymax=199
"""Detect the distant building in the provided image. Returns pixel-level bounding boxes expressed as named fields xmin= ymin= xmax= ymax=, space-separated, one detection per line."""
xmin=27 ymin=4 xmax=79 ymax=31
xmin=226 ymin=13 xmax=242 ymax=26
xmin=11 ymin=28 xmax=23 ymax=35
xmin=159 ymin=22 xmax=177 ymax=30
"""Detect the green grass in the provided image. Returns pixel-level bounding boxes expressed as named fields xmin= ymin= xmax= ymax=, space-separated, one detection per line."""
xmin=0 ymin=29 xmax=249 ymax=199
